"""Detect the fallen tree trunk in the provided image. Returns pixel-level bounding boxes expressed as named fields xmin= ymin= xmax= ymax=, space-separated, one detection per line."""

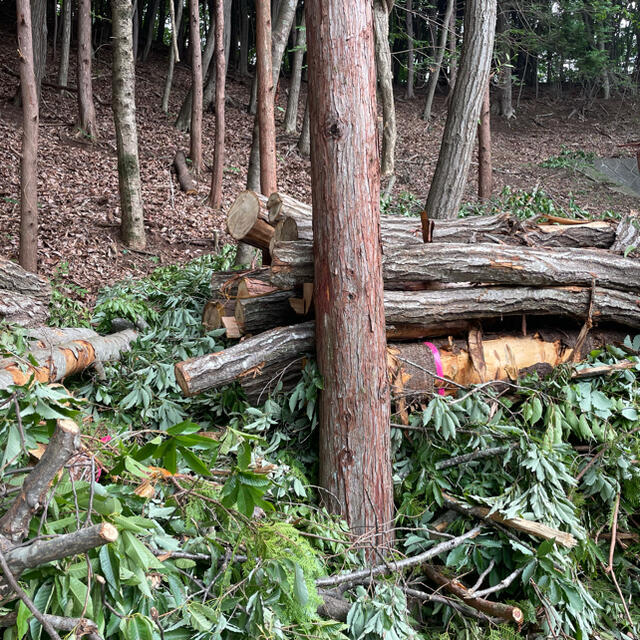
xmin=202 ymin=299 xmax=235 ymax=331
xmin=0 ymin=259 xmax=51 ymax=302
xmin=270 ymin=241 xmax=640 ymax=292
xmin=173 ymin=150 xmax=196 ymax=194
xmin=24 ymin=327 xmax=99 ymax=346
xmin=610 ymin=214 xmax=640 ymax=255
xmin=210 ymin=267 xmax=272 ymax=299
xmin=235 ymin=289 xmax=296 ymax=334
xmin=0 ymin=329 xmax=137 ymax=391
xmin=0 ymin=291 xmax=49 ymax=327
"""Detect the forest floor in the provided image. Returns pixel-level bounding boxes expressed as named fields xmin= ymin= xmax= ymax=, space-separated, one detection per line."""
xmin=1 ymin=30 xmax=640 ymax=303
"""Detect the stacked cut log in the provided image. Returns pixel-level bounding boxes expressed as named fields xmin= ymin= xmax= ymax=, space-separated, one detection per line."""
xmin=175 ymin=191 xmax=640 ymax=404
xmin=0 ymin=259 xmax=51 ymax=327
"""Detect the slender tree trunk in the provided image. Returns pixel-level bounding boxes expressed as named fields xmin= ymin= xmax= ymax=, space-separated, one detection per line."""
xmin=209 ymin=0 xmax=225 ymax=210
xmin=162 ymin=0 xmax=183 ymax=112
xmin=52 ymin=0 xmax=58 ymax=61
xmin=132 ymin=0 xmax=139 ymax=60
xmin=496 ymin=5 xmax=514 ymax=118
xmin=17 ymin=0 xmax=40 ymax=273
xmin=422 ymin=0 xmax=455 ymax=121
xmin=297 ymin=94 xmax=310 ymax=156
xmin=373 ymin=0 xmax=396 ymax=178
xmin=306 ymin=0 xmax=394 ymax=554
xmin=57 ymin=0 xmax=72 ymax=87
xmin=424 ymin=0 xmax=496 ymax=220
xmin=77 ymin=0 xmax=97 ymax=138
xmin=223 ymin=0 xmax=232 ymax=72
xmin=255 ymin=0 xmax=277 ymax=195
xmin=111 ymin=0 xmax=146 ymax=249
xmin=477 ymin=82 xmax=492 ymax=200
xmin=283 ymin=8 xmax=305 ymax=134
xmin=239 ymin=0 xmax=249 ymax=76
xmin=31 ymin=0 xmax=47 ymax=102
xmin=599 ymin=38 xmax=610 ymax=99
xmin=142 ymin=0 xmax=159 ymax=60
xmin=189 ymin=0 xmax=203 ymax=175
xmin=156 ymin=0 xmax=167 ymax=43
xmin=448 ymin=7 xmax=457 ymax=91
xmin=406 ymin=0 xmax=414 ymax=99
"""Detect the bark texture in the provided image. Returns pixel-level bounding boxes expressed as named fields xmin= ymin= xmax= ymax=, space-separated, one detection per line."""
xmin=77 ymin=0 xmax=97 ymax=138
xmin=283 ymin=9 xmax=306 ymax=134
xmin=405 ymin=0 xmax=414 ymax=99
xmin=610 ymin=214 xmax=640 ymax=255
xmin=424 ymin=0 xmax=497 ymax=219
xmin=0 ymin=291 xmax=49 ymax=327
xmin=189 ymin=0 xmax=203 ymax=176
xmin=0 ymin=259 xmax=50 ymax=301
xmin=111 ymin=0 xmax=147 ymax=249
xmin=162 ymin=0 xmax=184 ymax=112
xmin=56 ymin=0 xmax=72 ymax=87
xmin=209 ymin=0 xmax=226 ymax=210
xmin=173 ymin=150 xmax=197 ymax=193
xmin=496 ymin=4 xmax=514 ymax=118
xmin=306 ymin=0 xmax=394 ymax=550
xmin=477 ymin=82 xmax=492 ymax=200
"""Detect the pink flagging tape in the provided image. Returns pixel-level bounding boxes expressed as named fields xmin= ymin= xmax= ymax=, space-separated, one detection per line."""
xmin=424 ymin=341 xmax=445 ymax=396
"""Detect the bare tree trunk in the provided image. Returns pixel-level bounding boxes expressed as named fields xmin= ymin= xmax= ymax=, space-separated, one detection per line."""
xmin=31 ymin=0 xmax=47 ymax=102
xmin=307 ymin=0 xmax=394 ymax=553
xmin=56 ymin=0 xmax=72 ymax=87
xmin=496 ymin=5 xmax=514 ymax=118
xmin=77 ymin=0 xmax=97 ymax=138
xmin=17 ymin=0 xmax=40 ymax=273
xmin=448 ymin=7 xmax=457 ymax=91
xmin=477 ymin=82 xmax=492 ymax=200
xmin=142 ymin=0 xmax=159 ymax=60
xmin=162 ymin=0 xmax=184 ymax=112
xmin=424 ymin=0 xmax=497 ymax=220
xmin=111 ymin=0 xmax=146 ymax=249
xmin=297 ymin=95 xmax=310 ymax=156
xmin=209 ymin=0 xmax=225 ymax=210
xmin=599 ymin=38 xmax=610 ymax=99
xmin=283 ymin=8 xmax=306 ymax=134
xmin=189 ymin=0 xmax=203 ymax=176
xmin=422 ymin=0 xmax=455 ymax=121
xmin=406 ymin=0 xmax=414 ymax=99
xmin=132 ymin=0 xmax=140 ymax=60
xmin=373 ymin=0 xmax=396 ymax=178
xmin=256 ymin=0 xmax=277 ymax=195
xmin=239 ymin=0 xmax=249 ymax=76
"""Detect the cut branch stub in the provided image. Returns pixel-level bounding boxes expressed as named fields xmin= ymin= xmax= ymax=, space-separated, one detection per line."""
xmin=226 ymin=190 xmax=274 ymax=253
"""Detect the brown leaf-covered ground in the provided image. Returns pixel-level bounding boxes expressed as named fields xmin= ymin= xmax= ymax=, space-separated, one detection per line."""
xmin=1 ymin=27 xmax=639 ymax=303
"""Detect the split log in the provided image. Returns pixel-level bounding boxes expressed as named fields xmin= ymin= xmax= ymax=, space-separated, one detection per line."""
xmin=235 ymin=290 xmax=297 ymax=334
xmin=172 ymin=150 xmax=196 ymax=194
xmin=0 ymin=259 xmax=51 ymax=302
xmin=0 ymin=329 xmax=137 ymax=391
xmin=422 ymin=564 xmax=523 ymax=625
xmin=226 ymin=190 xmax=274 ymax=251
xmin=610 ymin=214 xmax=640 ymax=255
xmin=0 ymin=291 xmax=49 ymax=327
xmin=270 ymin=241 xmax=640 ymax=292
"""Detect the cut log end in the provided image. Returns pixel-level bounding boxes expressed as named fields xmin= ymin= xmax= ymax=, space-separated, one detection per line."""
xmin=57 ymin=418 xmax=80 ymax=435
xmin=99 ymin=522 xmax=119 ymax=543
xmin=267 ymin=192 xmax=284 ymax=223
xmin=227 ymin=191 xmax=262 ymax=239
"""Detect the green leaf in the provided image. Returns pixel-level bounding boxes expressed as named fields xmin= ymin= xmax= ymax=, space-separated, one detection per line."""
xmin=164 ymin=440 xmax=177 ymax=474
xmin=178 ymin=447 xmax=211 ymax=476
xmin=167 ymin=420 xmax=202 ymax=436
xmin=293 ymin=562 xmax=309 ymax=607
xmin=237 ymin=441 xmax=251 ymax=470
xmin=122 ymin=531 xmax=164 ymax=569
xmin=536 ymin=539 xmax=555 ymax=558
xmin=16 ymin=600 xmax=30 ymax=639
xmin=122 ymin=615 xmax=155 ymax=640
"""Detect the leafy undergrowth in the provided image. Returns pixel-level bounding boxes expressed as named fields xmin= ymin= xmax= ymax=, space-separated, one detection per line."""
xmin=1 ymin=243 xmax=640 ymax=640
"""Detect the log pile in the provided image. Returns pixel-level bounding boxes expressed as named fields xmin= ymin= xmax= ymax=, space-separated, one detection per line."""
xmin=175 ymin=191 xmax=640 ymax=404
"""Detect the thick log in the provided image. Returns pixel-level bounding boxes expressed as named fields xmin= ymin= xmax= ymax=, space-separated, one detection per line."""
xmin=210 ymin=267 xmax=271 ymax=299
xmin=226 ymin=190 xmax=274 ymax=252
xmin=237 ymin=276 xmax=279 ymax=298
xmin=0 ymin=259 xmax=51 ymax=302
xmin=270 ymin=241 xmax=640 ymax=292
xmin=24 ymin=327 xmax=99 ymax=346
xmin=173 ymin=150 xmax=197 ymax=194
xmin=234 ymin=289 xmax=296 ymax=334
xmin=266 ymin=191 xmax=312 ymax=223
xmin=0 ymin=329 xmax=137 ymax=391
xmin=0 ymin=291 xmax=49 ymax=327
xmin=202 ymin=299 xmax=235 ymax=331
xmin=610 ymin=214 xmax=640 ymax=255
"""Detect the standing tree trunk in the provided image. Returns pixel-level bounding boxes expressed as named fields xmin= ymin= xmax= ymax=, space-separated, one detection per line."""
xmin=477 ymin=81 xmax=492 ymax=200
xmin=448 ymin=7 xmax=457 ymax=92
xmin=238 ymin=0 xmax=249 ymax=76
xmin=373 ymin=0 xmax=396 ymax=178
xmin=283 ymin=8 xmax=306 ymax=134
xmin=142 ymin=0 xmax=159 ymax=60
xmin=57 ymin=0 xmax=72 ymax=87
xmin=17 ymin=0 xmax=40 ymax=273
xmin=77 ymin=0 xmax=97 ymax=138
xmin=306 ymin=0 xmax=394 ymax=553
xmin=599 ymin=37 xmax=610 ymax=99
xmin=424 ymin=0 xmax=496 ymax=220
xmin=111 ymin=0 xmax=146 ymax=249
xmin=496 ymin=4 xmax=514 ymax=118
xmin=162 ymin=0 xmax=184 ymax=112
xmin=297 ymin=94 xmax=310 ymax=156
xmin=422 ymin=0 xmax=455 ymax=121
xmin=31 ymin=0 xmax=47 ymax=102
xmin=209 ymin=0 xmax=225 ymax=210
xmin=255 ymin=0 xmax=277 ymax=196
xmin=406 ymin=0 xmax=415 ymax=99
xmin=132 ymin=0 xmax=140 ymax=60
xmin=189 ymin=0 xmax=203 ymax=176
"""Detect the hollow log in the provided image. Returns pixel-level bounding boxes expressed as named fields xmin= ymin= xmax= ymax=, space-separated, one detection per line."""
xmin=0 ymin=291 xmax=49 ymax=327
xmin=610 ymin=214 xmax=640 ymax=255
xmin=226 ymin=190 xmax=274 ymax=252
xmin=172 ymin=150 xmax=197 ymax=194
xmin=270 ymin=241 xmax=640 ymax=292
xmin=0 ymin=329 xmax=137 ymax=391
xmin=235 ymin=289 xmax=297 ymax=334
xmin=0 ymin=259 xmax=51 ymax=302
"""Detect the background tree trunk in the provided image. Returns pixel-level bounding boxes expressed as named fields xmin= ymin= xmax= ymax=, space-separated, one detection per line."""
xmin=56 ymin=0 xmax=72 ymax=87
xmin=424 ymin=0 xmax=497 ymax=219
xmin=306 ymin=0 xmax=394 ymax=553
xmin=189 ymin=0 xmax=203 ymax=175
xmin=448 ymin=8 xmax=457 ymax=92
xmin=478 ymin=82 xmax=492 ymax=200
xmin=162 ymin=0 xmax=184 ymax=112
xmin=77 ymin=0 xmax=97 ymax=138
xmin=31 ymin=0 xmax=47 ymax=102
xmin=297 ymin=95 xmax=310 ymax=156
xmin=496 ymin=5 xmax=514 ymax=118
xmin=238 ymin=0 xmax=249 ymax=76
xmin=141 ymin=0 xmax=159 ymax=60
xmin=111 ymin=0 xmax=146 ymax=249
xmin=283 ymin=8 xmax=305 ymax=134
xmin=17 ymin=0 xmax=40 ymax=273
xmin=209 ymin=0 xmax=225 ymax=210
xmin=373 ymin=0 xmax=396 ymax=178
xmin=406 ymin=0 xmax=414 ymax=99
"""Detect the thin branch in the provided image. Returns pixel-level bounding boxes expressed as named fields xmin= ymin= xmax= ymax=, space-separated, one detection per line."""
xmin=469 ymin=566 xmax=523 ymax=598
xmin=436 ymin=445 xmax=514 ymax=470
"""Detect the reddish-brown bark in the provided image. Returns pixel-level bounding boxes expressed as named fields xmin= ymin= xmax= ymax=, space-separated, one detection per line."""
xmin=209 ymin=0 xmax=226 ymax=209
xmin=77 ymin=0 xmax=97 ymax=138
xmin=189 ymin=0 xmax=203 ymax=176
xmin=16 ymin=0 xmax=39 ymax=273
xmin=478 ymin=81 xmax=492 ymax=200
xmin=306 ymin=0 xmax=394 ymax=552
xmin=255 ymin=0 xmax=277 ymax=196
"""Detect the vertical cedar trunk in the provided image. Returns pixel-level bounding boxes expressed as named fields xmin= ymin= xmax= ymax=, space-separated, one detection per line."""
xmin=599 ymin=38 xmax=610 ymax=99
xmin=239 ymin=0 xmax=249 ymax=76
xmin=132 ymin=0 xmax=139 ymax=60
xmin=297 ymin=94 xmax=310 ymax=156
xmin=306 ymin=0 xmax=394 ymax=553
xmin=189 ymin=0 xmax=203 ymax=175
xmin=17 ymin=0 xmax=40 ymax=273
xmin=448 ymin=7 xmax=457 ymax=91
xmin=77 ymin=0 xmax=97 ymax=138
xmin=156 ymin=0 xmax=167 ymax=43
xmin=424 ymin=0 xmax=496 ymax=220
xmin=477 ymin=82 xmax=492 ymax=200
xmin=406 ymin=0 xmax=414 ymax=99
xmin=283 ymin=8 xmax=306 ymax=134
xmin=422 ymin=0 xmax=455 ymax=121
xmin=223 ymin=0 xmax=232 ymax=73
xmin=496 ymin=5 xmax=514 ymax=118
xmin=52 ymin=0 xmax=58 ymax=61
xmin=142 ymin=0 xmax=159 ymax=60
xmin=57 ymin=0 xmax=72 ymax=86
xmin=373 ymin=0 xmax=396 ymax=178
xmin=162 ymin=0 xmax=184 ymax=112
xmin=111 ymin=0 xmax=146 ymax=249
xmin=31 ymin=0 xmax=47 ymax=102
xmin=255 ymin=0 xmax=277 ymax=195
xmin=209 ymin=0 xmax=225 ymax=210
